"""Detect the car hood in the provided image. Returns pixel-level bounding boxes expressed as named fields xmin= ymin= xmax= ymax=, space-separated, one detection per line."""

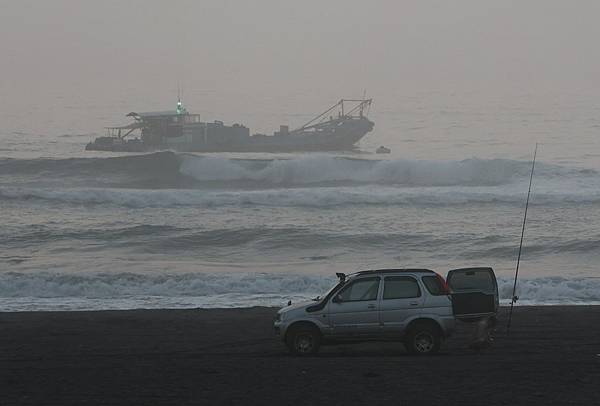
xmin=278 ymin=300 xmax=314 ymax=314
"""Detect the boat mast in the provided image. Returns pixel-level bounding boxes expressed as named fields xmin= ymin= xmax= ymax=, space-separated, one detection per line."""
xmin=292 ymin=99 xmax=372 ymax=133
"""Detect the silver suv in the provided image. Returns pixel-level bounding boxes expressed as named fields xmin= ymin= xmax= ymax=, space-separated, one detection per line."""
xmin=274 ymin=268 xmax=498 ymax=355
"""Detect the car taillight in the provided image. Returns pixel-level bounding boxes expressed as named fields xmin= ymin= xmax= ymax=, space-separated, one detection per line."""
xmin=435 ymin=273 xmax=450 ymax=294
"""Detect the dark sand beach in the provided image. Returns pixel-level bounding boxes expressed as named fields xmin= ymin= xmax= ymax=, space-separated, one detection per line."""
xmin=2 ymin=306 xmax=599 ymax=405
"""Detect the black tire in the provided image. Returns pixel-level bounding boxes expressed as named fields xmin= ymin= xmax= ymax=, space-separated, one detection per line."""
xmin=404 ymin=322 xmax=441 ymax=355
xmin=286 ymin=324 xmax=321 ymax=356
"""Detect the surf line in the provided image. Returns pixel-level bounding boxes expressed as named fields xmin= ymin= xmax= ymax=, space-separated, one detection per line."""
xmin=507 ymin=143 xmax=538 ymax=334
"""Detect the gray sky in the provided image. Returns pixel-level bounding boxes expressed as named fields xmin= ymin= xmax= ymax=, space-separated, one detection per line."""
xmin=2 ymin=0 xmax=600 ymax=132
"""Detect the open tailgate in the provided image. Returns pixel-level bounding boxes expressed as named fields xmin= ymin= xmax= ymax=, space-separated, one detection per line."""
xmin=446 ymin=267 xmax=499 ymax=319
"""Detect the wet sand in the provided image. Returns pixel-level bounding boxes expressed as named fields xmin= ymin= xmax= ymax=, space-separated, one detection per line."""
xmin=2 ymin=306 xmax=599 ymax=405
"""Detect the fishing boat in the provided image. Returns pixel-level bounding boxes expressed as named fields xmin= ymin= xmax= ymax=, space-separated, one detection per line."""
xmin=86 ymin=98 xmax=374 ymax=153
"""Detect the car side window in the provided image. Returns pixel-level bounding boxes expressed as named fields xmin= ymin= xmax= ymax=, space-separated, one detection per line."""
xmin=422 ymin=276 xmax=444 ymax=295
xmin=336 ymin=277 xmax=380 ymax=302
xmin=383 ymin=276 xmax=421 ymax=299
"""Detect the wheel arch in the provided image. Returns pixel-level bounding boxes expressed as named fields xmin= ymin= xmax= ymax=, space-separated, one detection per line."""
xmin=405 ymin=317 xmax=444 ymax=337
xmin=284 ymin=320 xmax=322 ymax=342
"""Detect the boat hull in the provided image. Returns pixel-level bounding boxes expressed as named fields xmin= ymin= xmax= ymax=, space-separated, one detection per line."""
xmin=86 ymin=118 xmax=374 ymax=153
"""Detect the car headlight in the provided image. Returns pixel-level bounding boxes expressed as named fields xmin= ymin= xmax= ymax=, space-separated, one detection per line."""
xmin=274 ymin=313 xmax=282 ymax=322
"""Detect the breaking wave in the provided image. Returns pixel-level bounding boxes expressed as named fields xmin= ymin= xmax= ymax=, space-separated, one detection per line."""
xmin=178 ymin=154 xmax=568 ymax=187
xmin=1 ymin=151 xmax=592 ymax=189
xmin=497 ymin=277 xmax=600 ymax=305
xmin=3 ymin=152 xmax=597 ymax=210
xmin=0 ymin=271 xmax=598 ymax=311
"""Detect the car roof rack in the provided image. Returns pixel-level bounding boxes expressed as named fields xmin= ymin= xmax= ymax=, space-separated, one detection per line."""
xmin=356 ymin=268 xmax=436 ymax=275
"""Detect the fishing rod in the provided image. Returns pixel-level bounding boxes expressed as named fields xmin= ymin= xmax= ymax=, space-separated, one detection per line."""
xmin=507 ymin=143 xmax=538 ymax=334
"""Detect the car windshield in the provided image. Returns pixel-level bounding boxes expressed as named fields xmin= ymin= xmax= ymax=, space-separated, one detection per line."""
xmin=314 ymin=281 xmax=343 ymax=301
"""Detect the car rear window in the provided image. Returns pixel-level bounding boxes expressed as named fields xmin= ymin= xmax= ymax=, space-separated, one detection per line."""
xmin=448 ymin=269 xmax=495 ymax=292
xmin=422 ymin=276 xmax=445 ymax=295
xmin=383 ymin=276 xmax=421 ymax=299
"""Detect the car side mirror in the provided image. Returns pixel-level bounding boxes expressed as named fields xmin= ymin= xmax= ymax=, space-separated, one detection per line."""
xmin=332 ymin=294 xmax=343 ymax=303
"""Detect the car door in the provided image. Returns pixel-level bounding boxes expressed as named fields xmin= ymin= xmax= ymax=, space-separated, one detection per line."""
xmin=379 ymin=275 xmax=424 ymax=336
xmin=446 ymin=267 xmax=499 ymax=319
xmin=328 ymin=276 xmax=381 ymax=337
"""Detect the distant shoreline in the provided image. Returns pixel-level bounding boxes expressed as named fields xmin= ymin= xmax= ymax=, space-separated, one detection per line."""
xmin=1 ymin=303 xmax=600 ymax=314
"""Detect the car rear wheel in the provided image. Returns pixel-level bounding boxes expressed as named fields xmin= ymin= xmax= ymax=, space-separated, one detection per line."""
xmin=286 ymin=325 xmax=321 ymax=356
xmin=404 ymin=323 xmax=441 ymax=355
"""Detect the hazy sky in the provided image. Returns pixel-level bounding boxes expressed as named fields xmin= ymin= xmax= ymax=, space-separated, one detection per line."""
xmin=2 ymin=0 xmax=600 ymax=133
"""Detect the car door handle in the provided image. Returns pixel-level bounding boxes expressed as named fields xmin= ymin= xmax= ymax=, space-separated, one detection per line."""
xmin=409 ymin=302 xmax=419 ymax=306
xmin=367 ymin=304 xmax=376 ymax=309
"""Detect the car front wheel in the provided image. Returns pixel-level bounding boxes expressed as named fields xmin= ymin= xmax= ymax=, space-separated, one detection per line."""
xmin=286 ymin=325 xmax=321 ymax=356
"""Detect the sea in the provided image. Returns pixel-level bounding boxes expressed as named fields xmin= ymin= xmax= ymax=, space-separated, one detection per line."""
xmin=1 ymin=91 xmax=599 ymax=311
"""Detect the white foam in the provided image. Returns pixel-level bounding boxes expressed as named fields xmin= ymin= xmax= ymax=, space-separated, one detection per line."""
xmin=4 ymin=155 xmax=598 ymax=208
xmin=180 ymin=155 xmax=533 ymax=186
xmin=498 ymin=277 xmax=600 ymax=305
xmin=0 ymin=271 xmax=598 ymax=311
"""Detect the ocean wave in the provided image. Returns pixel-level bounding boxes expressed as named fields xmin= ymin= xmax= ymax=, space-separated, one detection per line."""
xmin=2 ymin=185 xmax=600 ymax=208
xmin=0 ymin=272 xmax=336 ymax=306
xmin=497 ymin=277 xmax=600 ymax=305
xmin=466 ymin=238 xmax=600 ymax=259
xmin=0 ymin=271 xmax=598 ymax=310
xmin=179 ymin=154 xmax=565 ymax=187
xmin=1 ymin=151 xmax=592 ymax=189
xmin=0 ymin=151 xmax=179 ymax=175
xmin=0 ymin=223 xmax=449 ymax=251
xmin=3 ymin=221 xmax=600 ymax=259
xmin=1 ymin=224 xmax=181 ymax=246
xmin=0 ymin=151 xmax=187 ymax=188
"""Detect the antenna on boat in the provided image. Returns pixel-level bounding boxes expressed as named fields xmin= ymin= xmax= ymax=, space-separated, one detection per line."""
xmin=507 ymin=143 xmax=538 ymax=335
xmin=360 ymin=90 xmax=367 ymax=116
xmin=176 ymin=83 xmax=185 ymax=115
